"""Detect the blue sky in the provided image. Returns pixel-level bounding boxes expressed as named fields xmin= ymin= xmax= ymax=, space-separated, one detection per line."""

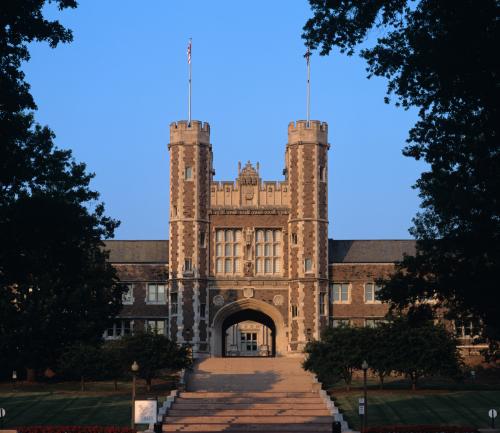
xmin=24 ymin=1 xmax=424 ymax=240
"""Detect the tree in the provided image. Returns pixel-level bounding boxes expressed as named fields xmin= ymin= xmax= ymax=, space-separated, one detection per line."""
xmin=0 ymin=0 xmax=122 ymax=379
xmin=303 ymin=1 xmax=500 ymax=339
xmin=58 ymin=342 xmax=104 ymax=391
xmin=304 ymin=325 xmax=372 ymax=391
xmin=366 ymin=324 xmax=394 ymax=389
xmin=389 ymin=317 xmax=463 ymax=390
xmin=121 ymin=332 xmax=192 ymax=391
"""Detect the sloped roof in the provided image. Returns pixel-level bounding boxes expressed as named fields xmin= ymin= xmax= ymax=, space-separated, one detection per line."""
xmin=329 ymin=239 xmax=416 ymax=263
xmin=103 ymin=239 xmax=416 ymax=264
xmin=104 ymin=240 xmax=168 ymax=263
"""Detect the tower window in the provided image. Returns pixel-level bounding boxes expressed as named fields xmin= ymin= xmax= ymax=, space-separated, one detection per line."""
xmin=171 ymin=292 xmax=178 ymax=315
xmin=255 ymin=229 xmax=281 ymax=275
xmin=291 ymin=305 xmax=298 ymax=318
xmin=291 ymin=232 xmax=298 ymax=245
xmin=320 ymin=166 xmax=326 ymax=182
xmin=320 ymin=292 xmax=327 ymax=316
xmin=304 ymin=258 xmax=313 ymax=273
xmin=185 ymin=166 xmax=192 ymax=180
xmin=199 ymin=231 xmax=206 ymax=247
xmin=184 ymin=259 xmax=193 ymax=273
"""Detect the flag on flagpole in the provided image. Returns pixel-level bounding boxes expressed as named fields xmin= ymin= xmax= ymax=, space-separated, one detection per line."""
xmin=187 ymin=39 xmax=192 ymax=64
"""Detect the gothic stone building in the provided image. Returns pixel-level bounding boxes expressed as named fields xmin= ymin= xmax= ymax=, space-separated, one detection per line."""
xmin=103 ymin=119 xmax=472 ymax=357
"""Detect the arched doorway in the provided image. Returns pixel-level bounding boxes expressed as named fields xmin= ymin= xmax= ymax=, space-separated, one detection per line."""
xmin=211 ymin=298 xmax=287 ymax=357
xmin=222 ymin=309 xmax=276 ymax=357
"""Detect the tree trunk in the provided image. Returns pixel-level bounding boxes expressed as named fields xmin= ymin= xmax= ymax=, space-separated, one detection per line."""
xmin=80 ymin=376 xmax=85 ymax=392
xmin=379 ymin=374 xmax=384 ymax=389
xmin=114 ymin=379 xmax=118 ymax=391
xmin=26 ymin=368 xmax=36 ymax=382
xmin=147 ymin=378 xmax=152 ymax=392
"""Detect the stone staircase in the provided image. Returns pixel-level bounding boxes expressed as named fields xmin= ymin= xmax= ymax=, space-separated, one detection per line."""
xmin=161 ymin=357 xmax=344 ymax=433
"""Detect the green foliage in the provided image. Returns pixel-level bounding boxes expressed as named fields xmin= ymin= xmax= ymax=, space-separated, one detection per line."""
xmin=58 ymin=343 xmax=105 ymax=391
xmin=303 ymin=1 xmax=500 ymax=340
xmin=0 ymin=1 xmax=121 ymax=375
xmin=304 ymin=318 xmax=463 ymax=390
xmin=120 ymin=332 xmax=192 ymax=390
xmin=304 ymin=325 xmax=372 ymax=390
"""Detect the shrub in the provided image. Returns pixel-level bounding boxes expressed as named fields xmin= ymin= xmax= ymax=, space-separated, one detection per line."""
xmin=365 ymin=426 xmax=477 ymax=433
xmin=17 ymin=427 xmax=136 ymax=433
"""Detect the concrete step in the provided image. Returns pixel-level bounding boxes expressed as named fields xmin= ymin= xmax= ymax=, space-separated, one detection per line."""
xmin=163 ymin=423 xmax=333 ymax=432
xmin=164 ymin=415 xmax=333 ymax=424
xmin=173 ymin=397 xmax=324 ymax=404
xmin=179 ymin=392 xmax=320 ymax=398
xmin=170 ymin=402 xmax=326 ymax=410
xmin=167 ymin=409 xmax=331 ymax=416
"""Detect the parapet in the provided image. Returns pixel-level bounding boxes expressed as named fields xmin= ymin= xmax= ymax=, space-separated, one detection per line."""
xmin=169 ymin=120 xmax=210 ymax=145
xmin=287 ymin=120 xmax=328 ymax=145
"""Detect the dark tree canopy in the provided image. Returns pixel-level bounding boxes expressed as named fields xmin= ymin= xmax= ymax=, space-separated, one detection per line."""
xmin=0 ymin=0 xmax=122 ymax=376
xmin=304 ymin=1 xmax=500 ymax=338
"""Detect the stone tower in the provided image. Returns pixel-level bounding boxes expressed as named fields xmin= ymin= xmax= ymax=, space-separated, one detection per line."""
xmin=285 ymin=120 xmax=329 ymax=349
xmin=168 ymin=120 xmax=212 ymax=353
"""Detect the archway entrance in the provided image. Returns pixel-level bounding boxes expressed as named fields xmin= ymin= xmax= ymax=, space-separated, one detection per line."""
xmin=211 ymin=298 xmax=287 ymax=357
xmin=223 ymin=309 xmax=276 ymax=357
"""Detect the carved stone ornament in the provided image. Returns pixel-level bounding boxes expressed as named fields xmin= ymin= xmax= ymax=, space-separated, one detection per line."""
xmin=244 ymin=261 xmax=253 ymax=277
xmin=273 ymin=295 xmax=284 ymax=306
xmin=243 ymin=287 xmax=254 ymax=298
xmin=213 ymin=295 xmax=225 ymax=307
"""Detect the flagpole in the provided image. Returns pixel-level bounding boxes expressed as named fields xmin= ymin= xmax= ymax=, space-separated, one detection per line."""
xmin=306 ymin=47 xmax=311 ymax=127
xmin=188 ymin=38 xmax=192 ymax=126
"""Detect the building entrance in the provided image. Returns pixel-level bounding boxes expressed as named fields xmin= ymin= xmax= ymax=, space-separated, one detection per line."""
xmin=222 ymin=309 xmax=276 ymax=357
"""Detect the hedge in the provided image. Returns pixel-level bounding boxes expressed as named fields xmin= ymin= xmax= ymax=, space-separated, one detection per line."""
xmin=365 ymin=426 xmax=478 ymax=433
xmin=17 ymin=427 xmax=136 ymax=433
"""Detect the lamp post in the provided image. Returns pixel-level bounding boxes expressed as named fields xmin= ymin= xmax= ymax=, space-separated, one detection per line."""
xmin=12 ymin=370 xmax=17 ymax=389
xmin=131 ymin=361 xmax=139 ymax=428
xmin=361 ymin=360 xmax=369 ymax=432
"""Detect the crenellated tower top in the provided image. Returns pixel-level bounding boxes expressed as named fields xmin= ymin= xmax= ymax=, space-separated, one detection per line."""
xmin=169 ymin=120 xmax=210 ymax=145
xmin=287 ymin=120 xmax=328 ymax=145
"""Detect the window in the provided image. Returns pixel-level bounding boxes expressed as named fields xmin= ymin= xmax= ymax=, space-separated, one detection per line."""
xmin=255 ymin=229 xmax=281 ymax=274
xmin=291 ymin=232 xmax=298 ymax=245
xmin=320 ymin=292 xmax=327 ymax=316
xmin=121 ymin=283 xmax=134 ymax=305
xmin=199 ymin=303 xmax=206 ymax=319
xmin=320 ymin=166 xmax=326 ymax=182
xmin=291 ymin=304 xmax=298 ymax=318
xmin=365 ymin=318 xmax=386 ymax=328
xmin=304 ymin=258 xmax=313 ymax=273
xmin=147 ymin=283 xmax=166 ymax=304
xmin=105 ymin=319 xmax=133 ymax=339
xmin=215 ymin=229 xmax=242 ymax=274
xmin=146 ymin=319 xmax=165 ymax=335
xmin=172 ymin=206 xmax=177 ymax=217
xmin=184 ymin=166 xmax=192 ymax=180
xmin=184 ymin=258 xmax=193 ymax=273
xmin=364 ymin=283 xmax=382 ymax=303
xmin=454 ymin=319 xmax=481 ymax=340
xmin=332 ymin=283 xmax=350 ymax=303
xmin=170 ymin=292 xmax=178 ymax=314
xmin=241 ymin=332 xmax=258 ymax=352
xmin=199 ymin=231 xmax=206 ymax=247
xmin=330 ymin=318 xmax=350 ymax=328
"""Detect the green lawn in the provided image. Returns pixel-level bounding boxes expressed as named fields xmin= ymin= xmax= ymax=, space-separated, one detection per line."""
xmin=334 ymin=390 xmax=500 ymax=430
xmin=0 ymin=391 xmax=131 ymax=428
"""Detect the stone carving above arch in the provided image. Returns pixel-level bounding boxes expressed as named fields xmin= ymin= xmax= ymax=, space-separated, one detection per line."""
xmin=243 ymin=287 xmax=254 ymax=298
xmin=213 ymin=295 xmax=224 ymax=307
xmin=273 ymin=294 xmax=284 ymax=306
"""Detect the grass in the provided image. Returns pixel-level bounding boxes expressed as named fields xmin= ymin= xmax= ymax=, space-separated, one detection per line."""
xmin=333 ymin=389 xmax=500 ymax=430
xmin=0 ymin=379 xmax=175 ymax=428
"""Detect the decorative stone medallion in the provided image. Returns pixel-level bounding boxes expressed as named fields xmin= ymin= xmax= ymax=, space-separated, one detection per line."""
xmin=273 ymin=294 xmax=284 ymax=306
xmin=213 ymin=295 xmax=224 ymax=306
xmin=243 ymin=287 xmax=254 ymax=298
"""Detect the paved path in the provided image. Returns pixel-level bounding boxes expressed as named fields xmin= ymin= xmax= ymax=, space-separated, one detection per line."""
xmin=163 ymin=357 xmax=335 ymax=432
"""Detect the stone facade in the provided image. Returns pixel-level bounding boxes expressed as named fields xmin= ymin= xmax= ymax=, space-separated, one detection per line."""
xmin=104 ymin=119 xmax=423 ymax=357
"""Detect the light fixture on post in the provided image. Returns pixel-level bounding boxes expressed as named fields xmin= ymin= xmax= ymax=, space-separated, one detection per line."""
xmin=361 ymin=360 xmax=369 ymax=431
xmin=131 ymin=361 xmax=139 ymax=428
xmin=12 ymin=370 xmax=17 ymax=389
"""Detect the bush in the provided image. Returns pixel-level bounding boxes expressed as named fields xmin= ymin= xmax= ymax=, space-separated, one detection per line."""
xmin=17 ymin=427 xmax=136 ymax=433
xmin=365 ymin=426 xmax=477 ymax=433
